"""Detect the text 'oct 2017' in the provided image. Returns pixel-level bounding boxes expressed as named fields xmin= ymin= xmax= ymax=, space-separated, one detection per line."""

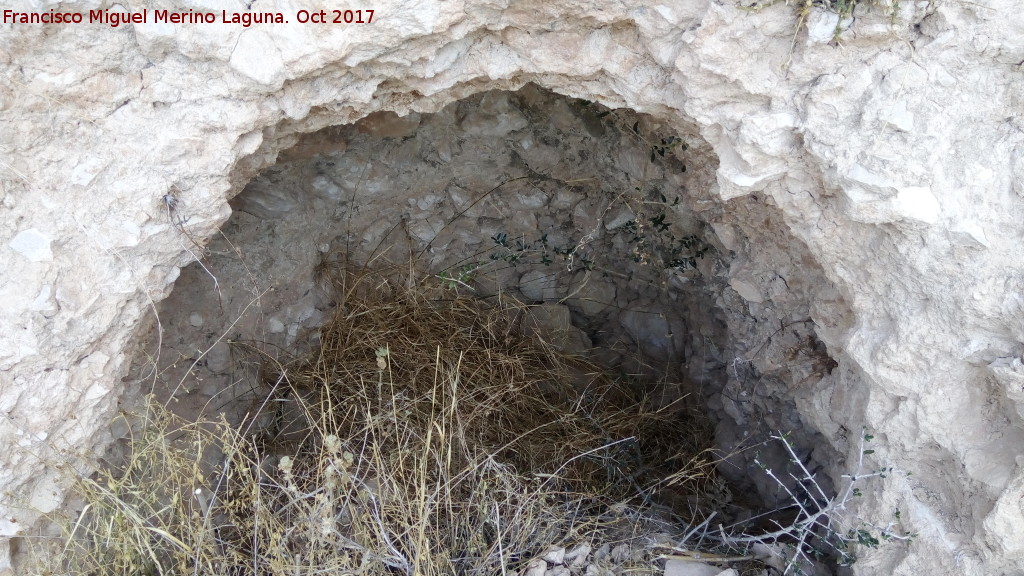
xmin=2 ymin=9 xmax=375 ymax=27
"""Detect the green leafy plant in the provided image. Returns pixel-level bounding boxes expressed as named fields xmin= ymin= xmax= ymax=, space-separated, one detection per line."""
xmin=436 ymin=262 xmax=483 ymax=291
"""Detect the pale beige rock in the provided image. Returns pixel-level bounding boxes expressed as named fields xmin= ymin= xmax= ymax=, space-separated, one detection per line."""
xmin=568 ymin=271 xmax=616 ymax=316
xmin=522 ymin=303 xmax=592 ymax=355
xmin=524 ymin=558 xmax=547 ymax=576
xmin=1 ymin=2 xmax=1023 ymax=576
xmin=356 ymin=111 xmax=422 ymax=139
xmin=662 ymin=560 xmax=726 ymax=576
xmin=520 ymin=269 xmax=561 ymax=301
xmin=983 ymin=470 xmax=1024 ymax=559
xmin=542 ymin=546 xmax=566 ymax=565
xmin=0 ymin=540 xmax=12 ymax=576
xmin=565 ymin=542 xmax=592 ymax=567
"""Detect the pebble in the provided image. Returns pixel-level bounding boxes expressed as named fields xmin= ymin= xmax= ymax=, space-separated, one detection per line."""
xmin=205 ymin=341 xmax=232 ymax=373
xmin=523 ymin=558 xmax=547 ymax=576
xmin=542 ymin=546 xmax=565 ymax=565
xmin=565 ymin=542 xmax=592 ymax=567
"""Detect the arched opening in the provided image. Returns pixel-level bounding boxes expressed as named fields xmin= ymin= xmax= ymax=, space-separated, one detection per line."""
xmin=77 ymin=84 xmax=849 ymax=575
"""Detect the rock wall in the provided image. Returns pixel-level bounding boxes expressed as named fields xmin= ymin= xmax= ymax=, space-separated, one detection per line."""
xmin=2 ymin=0 xmax=1023 ymax=574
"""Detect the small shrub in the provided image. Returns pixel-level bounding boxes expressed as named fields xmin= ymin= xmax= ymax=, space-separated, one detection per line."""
xmin=707 ymin=431 xmax=915 ymax=575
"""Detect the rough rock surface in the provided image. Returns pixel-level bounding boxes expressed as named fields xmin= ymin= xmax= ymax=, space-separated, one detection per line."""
xmin=2 ymin=1 xmax=1024 ymax=575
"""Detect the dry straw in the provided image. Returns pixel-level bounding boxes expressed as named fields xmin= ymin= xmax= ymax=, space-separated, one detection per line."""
xmin=32 ymin=264 xmax=720 ymax=576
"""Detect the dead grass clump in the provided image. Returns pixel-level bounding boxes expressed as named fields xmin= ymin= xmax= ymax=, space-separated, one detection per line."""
xmin=36 ymin=267 xmax=719 ymax=576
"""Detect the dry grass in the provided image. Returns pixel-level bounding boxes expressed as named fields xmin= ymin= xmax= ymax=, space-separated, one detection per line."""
xmin=30 ymin=266 xmax=721 ymax=576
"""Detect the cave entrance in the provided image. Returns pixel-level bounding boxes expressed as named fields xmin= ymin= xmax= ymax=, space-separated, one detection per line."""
xmin=157 ymin=84 xmax=731 ymax=413
xmin=118 ymin=84 xmax=844 ymax=575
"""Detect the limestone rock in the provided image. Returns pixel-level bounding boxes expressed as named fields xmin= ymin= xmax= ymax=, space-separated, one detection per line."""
xmin=356 ymin=111 xmax=421 ymax=139
xmin=542 ymin=546 xmax=565 ymax=565
xmin=523 ymin=558 xmax=547 ymax=576
xmin=663 ymin=560 xmax=732 ymax=576
xmin=520 ymin=269 xmax=561 ymax=302
xmin=458 ymin=92 xmax=528 ymax=137
xmin=618 ymin=308 xmax=684 ymax=361
xmin=567 ymin=271 xmax=616 ymax=316
xmin=564 ymin=542 xmax=592 ymax=567
xmin=1 ymin=2 xmax=1023 ymax=576
xmin=521 ymin=303 xmax=592 ymax=355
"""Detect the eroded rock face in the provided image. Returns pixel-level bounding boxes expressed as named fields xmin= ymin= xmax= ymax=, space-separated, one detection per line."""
xmin=2 ymin=1 xmax=1023 ymax=574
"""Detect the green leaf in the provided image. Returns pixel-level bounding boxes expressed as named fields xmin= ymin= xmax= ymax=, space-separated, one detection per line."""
xmin=856 ymin=529 xmax=880 ymax=548
xmin=649 ymin=213 xmax=670 ymax=232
